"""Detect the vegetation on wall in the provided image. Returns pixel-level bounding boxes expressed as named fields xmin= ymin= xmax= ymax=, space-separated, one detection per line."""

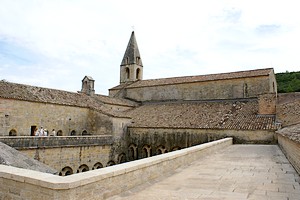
xmin=276 ymin=71 xmax=300 ymax=93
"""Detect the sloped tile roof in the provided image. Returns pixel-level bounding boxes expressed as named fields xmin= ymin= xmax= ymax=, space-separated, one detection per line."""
xmin=110 ymin=68 xmax=273 ymax=90
xmin=0 ymin=81 xmax=136 ymax=118
xmin=276 ymin=123 xmax=300 ymax=143
xmin=127 ymin=99 xmax=278 ymax=130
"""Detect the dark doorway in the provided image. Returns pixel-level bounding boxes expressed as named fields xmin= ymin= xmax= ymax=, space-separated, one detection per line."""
xmin=31 ymin=126 xmax=37 ymax=136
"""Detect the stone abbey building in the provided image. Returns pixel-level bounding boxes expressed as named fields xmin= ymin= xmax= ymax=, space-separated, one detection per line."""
xmin=0 ymin=32 xmax=298 ymax=177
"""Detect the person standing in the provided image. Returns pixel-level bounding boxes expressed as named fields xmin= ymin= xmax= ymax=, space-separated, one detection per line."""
xmin=34 ymin=128 xmax=39 ymax=136
xmin=39 ymin=127 xmax=44 ymax=136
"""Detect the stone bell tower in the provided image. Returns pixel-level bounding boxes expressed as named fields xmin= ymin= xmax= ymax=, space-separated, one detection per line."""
xmin=120 ymin=31 xmax=143 ymax=84
xmin=81 ymin=76 xmax=95 ymax=96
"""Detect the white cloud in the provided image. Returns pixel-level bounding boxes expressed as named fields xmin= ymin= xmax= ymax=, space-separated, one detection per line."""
xmin=0 ymin=0 xmax=299 ymax=95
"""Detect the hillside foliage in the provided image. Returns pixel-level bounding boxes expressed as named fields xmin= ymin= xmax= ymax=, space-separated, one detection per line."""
xmin=276 ymin=71 xmax=300 ymax=93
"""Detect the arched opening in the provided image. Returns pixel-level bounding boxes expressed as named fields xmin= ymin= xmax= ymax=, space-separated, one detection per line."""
xmin=126 ymin=67 xmax=130 ymax=79
xmin=136 ymin=57 xmax=140 ymax=65
xmin=9 ymin=129 xmax=17 ymax=136
xmin=31 ymin=125 xmax=37 ymax=136
xmin=59 ymin=166 xmax=73 ymax=176
xmin=126 ymin=57 xmax=129 ymax=64
xmin=82 ymin=130 xmax=88 ymax=135
xmin=92 ymin=162 xmax=103 ymax=170
xmin=77 ymin=164 xmax=89 ymax=173
xmin=106 ymin=160 xmax=116 ymax=167
xmin=136 ymin=68 xmax=141 ymax=80
xmin=128 ymin=144 xmax=137 ymax=161
xmin=117 ymin=153 xmax=126 ymax=164
xmin=142 ymin=145 xmax=151 ymax=158
xmin=70 ymin=130 xmax=76 ymax=136
xmin=157 ymin=145 xmax=167 ymax=155
xmin=57 ymin=130 xmax=63 ymax=136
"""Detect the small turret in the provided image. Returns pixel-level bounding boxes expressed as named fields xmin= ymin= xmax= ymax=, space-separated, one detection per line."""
xmin=81 ymin=76 xmax=95 ymax=96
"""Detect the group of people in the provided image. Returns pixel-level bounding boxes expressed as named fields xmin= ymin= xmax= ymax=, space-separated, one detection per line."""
xmin=34 ymin=127 xmax=56 ymax=136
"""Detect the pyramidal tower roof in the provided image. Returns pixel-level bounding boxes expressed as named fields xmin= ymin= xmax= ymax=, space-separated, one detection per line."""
xmin=121 ymin=31 xmax=143 ymax=66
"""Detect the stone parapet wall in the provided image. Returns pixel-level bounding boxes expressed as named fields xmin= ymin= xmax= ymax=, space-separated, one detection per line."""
xmin=0 ymin=136 xmax=114 ymax=174
xmin=277 ymin=134 xmax=300 ymax=174
xmin=0 ymin=135 xmax=113 ymax=149
xmin=0 ymin=138 xmax=232 ymax=200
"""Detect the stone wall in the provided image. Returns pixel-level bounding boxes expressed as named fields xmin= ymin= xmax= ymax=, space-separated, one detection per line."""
xmin=0 ymin=138 xmax=232 ymax=200
xmin=276 ymin=92 xmax=300 ymax=127
xmin=0 ymin=98 xmax=114 ymax=136
xmin=277 ymin=134 xmax=300 ymax=174
xmin=0 ymin=136 xmax=114 ymax=175
xmin=120 ymin=127 xmax=276 ymax=161
xmin=258 ymin=93 xmax=277 ymax=115
xmin=113 ymin=76 xmax=274 ymax=102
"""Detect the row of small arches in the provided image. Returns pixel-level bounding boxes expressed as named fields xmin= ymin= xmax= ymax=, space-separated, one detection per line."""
xmin=128 ymin=144 xmax=181 ymax=161
xmin=58 ymin=144 xmax=182 ymax=176
xmin=8 ymin=128 xmax=90 ymax=136
xmin=59 ymin=161 xmax=116 ymax=176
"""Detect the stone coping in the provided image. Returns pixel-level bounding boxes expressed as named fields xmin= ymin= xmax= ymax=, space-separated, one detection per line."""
xmin=0 ymin=135 xmax=113 ymax=149
xmin=0 ymin=138 xmax=232 ymax=191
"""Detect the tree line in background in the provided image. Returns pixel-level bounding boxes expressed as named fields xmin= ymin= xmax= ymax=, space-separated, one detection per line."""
xmin=276 ymin=71 xmax=300 ymax=93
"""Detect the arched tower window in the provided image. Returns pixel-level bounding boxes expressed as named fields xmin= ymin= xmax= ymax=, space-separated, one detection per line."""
xmin=126 ymin=67 xmax=130 ymax=79
xmin=136 ymin=68 xmax=140 ymax=79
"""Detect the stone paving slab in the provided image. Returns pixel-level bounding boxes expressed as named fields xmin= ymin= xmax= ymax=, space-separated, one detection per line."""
xmin=108 ymin=145 xmax=300 ymax=200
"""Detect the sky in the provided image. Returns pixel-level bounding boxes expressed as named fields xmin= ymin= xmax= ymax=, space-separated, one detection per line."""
xmin=0 ymin=0 xmax=299 ymax=95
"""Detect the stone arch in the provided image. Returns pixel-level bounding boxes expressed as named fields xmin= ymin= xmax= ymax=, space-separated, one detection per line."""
xmin=57 ymin=130 xmax=63 ymax=136
xmin=171 ymin=146 xmax=181 ymax=151
xmin=117 ymin=153 xmax=126 ymax=164
xmin=77 ymin=164 xmax=89 ymax=173
xmin=106 ymin=160 xmax=116 ymax=167
xmin=125 ymin=67 xmax=130 ymax=79
xmin=9 ymin=129 xmax=17 ymax=136
xmin=142 ymin=145 xmax=152 ymax=158
xmin=128 ymin=144 xmax=137 ymax=161
xmin=82 ymin=130 xmax=88 ymax=135
xmin=70 ymin=130 xmax=76 ymax=136
xmin=59 ymin=166 xmax=73 ymax=176
xmin=92 ymin=162 xmax=103 ymax=170
xmin=156 ymin=145 xmax=168 ymax=155
xmin=136 ymin=68 xmax=141 ymax=79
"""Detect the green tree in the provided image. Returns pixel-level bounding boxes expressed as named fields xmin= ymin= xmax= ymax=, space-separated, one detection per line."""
xmin=276 ymin=71 xmax=300 ymax=93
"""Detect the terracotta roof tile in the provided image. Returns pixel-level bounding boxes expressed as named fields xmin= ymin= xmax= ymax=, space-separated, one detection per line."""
xmin=127 ymin=99 xmax=278 ymax=130
xmin=0 ymin=81 xmax=136 ymax=118
xmin=110 ymin=68 xmax=273 ymax=90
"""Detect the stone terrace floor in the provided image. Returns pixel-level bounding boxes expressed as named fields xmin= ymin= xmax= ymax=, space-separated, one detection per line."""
xmin=109 ymin=145 xmax=300 ymax=200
